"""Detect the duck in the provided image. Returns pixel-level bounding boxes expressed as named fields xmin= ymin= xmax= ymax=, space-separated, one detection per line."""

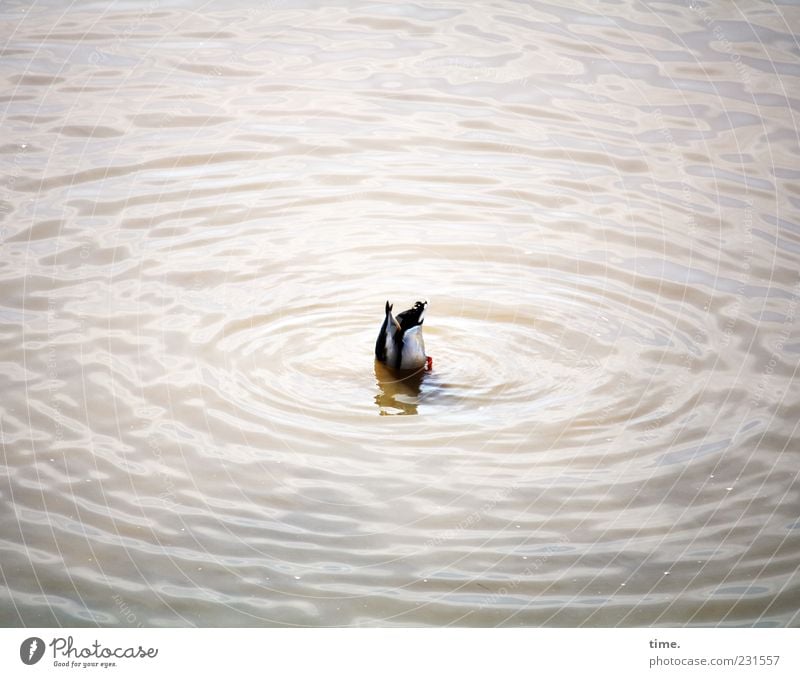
xmin=375 ymin=300 xmax=432 ymax=371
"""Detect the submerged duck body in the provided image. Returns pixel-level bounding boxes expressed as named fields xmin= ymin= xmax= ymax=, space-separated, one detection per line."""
xmin=375 ymin=300 xmax=428 ymax=371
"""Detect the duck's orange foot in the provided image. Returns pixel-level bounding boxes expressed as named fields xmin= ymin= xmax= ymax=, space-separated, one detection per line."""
xmin=425 ymin=356 xmax=433 ymax=371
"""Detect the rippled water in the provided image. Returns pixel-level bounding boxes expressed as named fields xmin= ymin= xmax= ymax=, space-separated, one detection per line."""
xmin=2 ymin=0 xmax=799 ymax=627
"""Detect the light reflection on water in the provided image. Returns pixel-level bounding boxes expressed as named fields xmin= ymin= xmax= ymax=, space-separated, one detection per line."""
xmin=0 ymin=0 xmax=799 ymax=627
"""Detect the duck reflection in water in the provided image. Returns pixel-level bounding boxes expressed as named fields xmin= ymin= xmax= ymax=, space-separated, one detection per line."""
xmin=374 ymin=360 xmax=426 ymax=416
xmin=374 ymin=299 xmax=431 ymax=415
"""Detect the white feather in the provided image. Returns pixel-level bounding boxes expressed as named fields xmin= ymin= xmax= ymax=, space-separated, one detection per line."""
xmin=400 ymin=325 xmax=426 ymax=369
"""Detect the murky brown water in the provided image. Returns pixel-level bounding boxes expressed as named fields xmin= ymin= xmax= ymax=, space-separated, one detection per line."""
xmin=1 ymin=0 xmax=799 ymax=627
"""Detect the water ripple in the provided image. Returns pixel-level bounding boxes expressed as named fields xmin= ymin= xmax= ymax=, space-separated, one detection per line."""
xmin=1 ymin=0 xmax=798 ymax=628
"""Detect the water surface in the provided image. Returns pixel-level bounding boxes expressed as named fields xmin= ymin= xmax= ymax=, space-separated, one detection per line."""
xmin=1 ymin=0 xmax=799 ymax=626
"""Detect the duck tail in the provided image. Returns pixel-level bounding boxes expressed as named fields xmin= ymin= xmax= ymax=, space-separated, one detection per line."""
xmin=385 ymin=301 xmax=401 ymax=332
